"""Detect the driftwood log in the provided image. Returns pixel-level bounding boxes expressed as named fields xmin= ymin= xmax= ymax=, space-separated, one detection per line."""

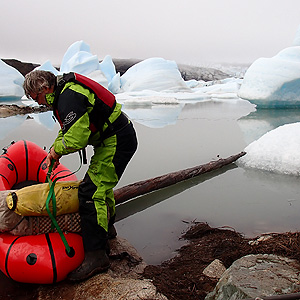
xmin=0 ymin=151 xmax=246 ymax=235
xmin=114 ymin=151 xmax=246 ymax=204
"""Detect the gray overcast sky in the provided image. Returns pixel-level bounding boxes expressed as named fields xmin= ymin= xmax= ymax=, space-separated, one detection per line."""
xmin=1 ymin=0 xmax=300 ymax=66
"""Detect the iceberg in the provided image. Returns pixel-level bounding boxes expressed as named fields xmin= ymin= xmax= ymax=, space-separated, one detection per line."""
xmin=238 ymin=24 xmax=300 ymax=108
xmin=0 ymin=39 xmax=243 ymax=129
xmin=0 ymin=60 xmax=24 ymax=99
xmin=27 ymin=40 xmax=240 ymax=107
xmin=35 ymin=60 xmax=59 ymax=76
xmin=84 ymin=70 xmax=109 ymax=89
xmin=100 ymin=55 xmax=120 ymax=92
xmin=120 ymin=57 xmax=190 ymax=93
xmin=237 ymin=122 xmax=300 ymax=176
xmin=61 ymin=49 xmax=100 ymax=75
xmin=108 ymin=73 xmax=121 ymax=94
xmin=99 ymin=55 xmax=117 ymax=82
xmin=47 ymin=43 xmax=119 ymax=91
xmin=238 ymin=47 xmax=300 ymax=108
xmin=59 ymin=40 xmax=109 ymax=88
xmin=60 ymin=41 xmax=96 ymax=74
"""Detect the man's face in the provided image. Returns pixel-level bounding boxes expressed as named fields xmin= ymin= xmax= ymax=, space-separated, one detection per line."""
xmin=30 ymin=87 xmax=52 ymax=106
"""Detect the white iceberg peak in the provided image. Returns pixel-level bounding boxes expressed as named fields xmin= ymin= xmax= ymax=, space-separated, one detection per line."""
xmin=238 ymin=24 xmax=300 ymax=108
xmin=0 ymin=59 xmax=24 ymax=98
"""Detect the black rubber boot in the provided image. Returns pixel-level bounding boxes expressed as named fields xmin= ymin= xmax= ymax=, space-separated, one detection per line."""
xmin=67 ymin=249 xmax=110 ymax=282
xmin=108 ymin=224 xmax=117 ymax=239
xmin=108 ymin=215 xmax=117 ymax=240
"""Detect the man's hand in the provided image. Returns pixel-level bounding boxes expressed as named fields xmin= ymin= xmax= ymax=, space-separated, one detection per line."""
xmin=46 ymin=147 xmax=61 ymax=170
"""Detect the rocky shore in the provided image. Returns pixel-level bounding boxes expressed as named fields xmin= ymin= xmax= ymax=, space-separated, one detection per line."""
xmin=0 ymin=103 xmax=50 ymax=118
xmin=143 ymin=222 xmax=300 ymax=300
xmin=1 ymin=222 xmax=300 ymax=300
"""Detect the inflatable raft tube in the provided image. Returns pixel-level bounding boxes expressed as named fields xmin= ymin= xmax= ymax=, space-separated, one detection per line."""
xmin=0 ymin=232 xmax=84 ymax=284
xmin=0 ymin=140 xmax=83 ymax=283
xmin=0 ymin=140 xmax=78 ymax=191
xmin=0 ymin=140 xmax=81 ymax=235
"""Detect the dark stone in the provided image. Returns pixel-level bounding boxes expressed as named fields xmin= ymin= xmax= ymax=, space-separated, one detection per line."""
xmin=178 ymin=63 xmax=230 ymax=81
xmin=0 ymin=104 xmax=51 ymax=118
xmin=2 ymin=59 xmax=40 ymax=76
xmin=112 ymin=58 xmax=142 ymax=76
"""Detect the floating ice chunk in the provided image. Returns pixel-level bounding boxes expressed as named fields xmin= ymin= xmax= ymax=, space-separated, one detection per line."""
xmin=116 ymin=90 xmax=163 ymax=104
xmin=21 ymin=100 xmax=39 ymax=107
xmin=150 ymin=97 xmax=179 ymax=105
xmin=59 ymin=41 xmax=116 ymax=88
xmin=60 ymin=41 xmax=100 ymax=75
xmin=100 ymin=55 xmax=116 ymax=82
xmin=0 ymin=60 xmax=24 ymax=99
xmin=116 ymin=88 xmax=210 ymax=105
xmin=123 ymin=98 xmax=153 ymax=107
xmin=206 ymin=80 xmax=242 ymax=95
xmin=61 ymin=51 xmax=100 ymax=75
xmin=237 ymin=122 xmax=300 ymax=176
xmin=120 ymin=58 xmax=190 ymax=92
xmin=123 ymin=96 xmax=179 ymax=107
xmin=85 ymin=70 xmax=108 ymax=89
xmin=211 ymin=93 xmax=240 ymax=101
xmin=60 ymin=41 xmax=91 ymax=72
xmin=185 ymin=79 xmax=200 ymax=88
xmin=174 ymin=92 xmax=211 ymax=102
xmin=108 ymin=73 xmax=121 ymax=94
xmin=35 ymin=60 xmax=60 ymax=75
xmin=238 ymin=46 xmax=300 ymax=108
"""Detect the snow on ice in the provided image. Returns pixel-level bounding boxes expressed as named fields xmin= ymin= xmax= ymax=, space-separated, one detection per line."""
xmin=237 ymin=123 xmax=300 ymax=176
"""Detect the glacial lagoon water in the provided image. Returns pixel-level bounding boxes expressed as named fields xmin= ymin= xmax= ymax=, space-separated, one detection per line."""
xmin=1 ymin=99 xmax=300 ymax=265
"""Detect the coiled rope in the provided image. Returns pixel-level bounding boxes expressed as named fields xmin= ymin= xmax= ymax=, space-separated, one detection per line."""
xmin=45 ymin=151 xmax=84 ymax=257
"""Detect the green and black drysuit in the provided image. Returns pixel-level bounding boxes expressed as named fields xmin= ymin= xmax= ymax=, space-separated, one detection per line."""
xmin=46 ymin=73 xmax=138 ymax=251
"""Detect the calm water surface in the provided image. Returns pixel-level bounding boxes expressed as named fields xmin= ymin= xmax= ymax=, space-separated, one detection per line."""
xmin=1 ymin=99 xmax=300 ymax=265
